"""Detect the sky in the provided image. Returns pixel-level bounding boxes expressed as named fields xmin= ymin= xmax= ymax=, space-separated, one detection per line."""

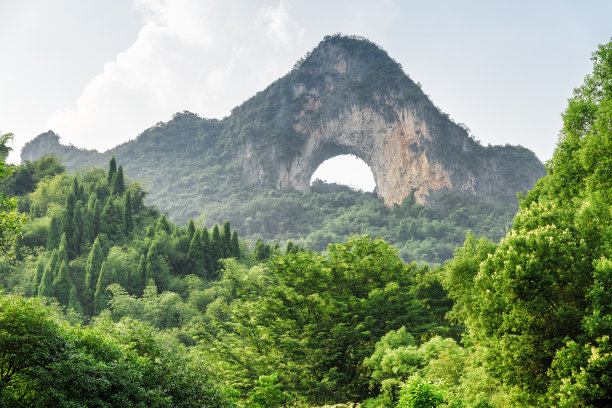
xmin=1 ymin=0 xmax=611 ymax=191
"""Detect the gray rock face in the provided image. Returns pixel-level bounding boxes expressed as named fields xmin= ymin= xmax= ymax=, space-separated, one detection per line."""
xmin=235 ymin=35 xmax=545 ymax=206
xmin=21 ymin=35 xmax=545 ymax=214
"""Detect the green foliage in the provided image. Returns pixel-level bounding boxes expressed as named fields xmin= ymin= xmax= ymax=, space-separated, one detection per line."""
xmin=246 ymin=374 xmax=293 ymax=408
xmin=94 ymin=260 xmax=114 ymax=314
xmin=111 ymin=165 xmax=125 ymax=196
xmin=107 ymin=155 xmax=117 ymax=185
xmin=0 ymin=292 xmax=234 ymax=407
xmin=52 ymin=260 xmax=71 ymax=305
xmin=198 ymin=235 xmax=435 ymax=404
xmin=441 ymin=38 xmax=612 ymax=407
xmin=0 ymin=293 xmax=64 ymax=405
xmin=397 ymin=376 xmax=445 ymax=408
xmin=0 ymin=159 xmax=27 ymax=257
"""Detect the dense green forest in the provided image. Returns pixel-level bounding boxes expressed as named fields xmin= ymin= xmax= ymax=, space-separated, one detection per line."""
xmin=1 ymin=39 xmax=611 ymax=407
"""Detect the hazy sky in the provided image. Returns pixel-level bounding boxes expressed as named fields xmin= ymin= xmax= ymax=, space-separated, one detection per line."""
xmin=1 ymin=0 xmax=610 ymax=190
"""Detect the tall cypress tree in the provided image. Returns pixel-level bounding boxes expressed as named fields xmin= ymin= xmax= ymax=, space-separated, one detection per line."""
xmin=222 ymin=221 xmax=232 ymax=258
xmin=72 ymin=202 xmax=83 ymax=255
xmin=146 ymin=240 xmax=169 ymax=291
xmin=231 ymin=230 xmax=240 ymax=258
xmin=155 ymin=214 xmax=171 ymax=235
xmin=130 ymin=254 xmax=146 ymax=296
xmin=123 ymin=190 xmax=133 ymax=234
xmin=100 ymin=197 xmax=123 ymax=242
xmin=84 ymin=237 xmax=104 ymax=315
xmin=96 ymin=183 xmax=110 ymax=202
xmin=68 ymin=285 xmax=83 ymax=313
xmin=187 ymin=219 xmax=196 ymax=242
xmin=187 ymin=233 xmax=206 ymax=278
xmin=210 ymin=224 xmax=223 ymax=270
xmin=71 ymin=177 xmax=81 ymax=202
xmin=94 ymin=260 xmax=114 ymax=314
xmin=53 ymin=260 xmax=71 ymax=305
xmin=85 ymin=193 xmax=98 ymax=242
xmin=112 ymin=165 xmax=125 ymax=196
xmin=253 ymin=238 xmax=270 ymax=262
xmin=31 ymin=258 xmax=45 ymax=296
xmin=82 ymin=204 xmax=94 ymax=244
xmin=38 ymin=255 xmax=55 ymax=298
xmin=62 ymin=191 xmax=76 ymax=258
xmin=200 ymin=227 xmax=214 ymax=278
xmin=46 ymin=214 xmax=61 ymax=250
xmin=107 ymin=156 xmax=117 ymax=185
xmin=93 ymin=199 xmax=102 ymax=238
xmin=56 ymin=234 xmax=69 ymax=277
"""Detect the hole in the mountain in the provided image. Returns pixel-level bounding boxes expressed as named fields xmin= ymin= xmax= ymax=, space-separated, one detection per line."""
xmin=310 ymin=154 xmax=376 ymax=192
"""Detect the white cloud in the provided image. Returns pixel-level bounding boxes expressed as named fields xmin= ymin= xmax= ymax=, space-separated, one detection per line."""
xmin=256 ymin=1 xmax=304 ymax=47
xmin=45 ymin=0 xmax=307 ymax=151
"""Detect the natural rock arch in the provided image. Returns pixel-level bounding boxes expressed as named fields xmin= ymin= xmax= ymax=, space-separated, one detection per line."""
xmin=271 ymin=106 xmax=455 ymax=207
xmin=310 ymin=154 xmax=375 ymax=190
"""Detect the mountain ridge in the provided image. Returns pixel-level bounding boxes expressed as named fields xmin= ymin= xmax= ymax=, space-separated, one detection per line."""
xmin=21 ymin=34 xmax=545 ymax=221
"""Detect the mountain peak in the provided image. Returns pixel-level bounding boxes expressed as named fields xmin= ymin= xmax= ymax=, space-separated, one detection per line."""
xmin=291 ymin=34 xmax=408 ymax=86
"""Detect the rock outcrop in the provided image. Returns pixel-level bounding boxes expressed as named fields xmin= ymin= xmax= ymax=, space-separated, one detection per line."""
xmin=231 ymin=35 xmax=544 ymax=206
xmin=21 ymin=34 xmax=545 ymax=215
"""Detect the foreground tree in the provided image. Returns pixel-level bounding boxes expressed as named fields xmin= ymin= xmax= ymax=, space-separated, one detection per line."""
xmin=198 ymin=235 xmax=435 ymax=404
xmin=444 ymin=39 xmax=612 ymax=406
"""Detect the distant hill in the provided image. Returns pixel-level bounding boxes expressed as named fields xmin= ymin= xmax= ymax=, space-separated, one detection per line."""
xmin=21 ymin=34 xmax=546 ymax=264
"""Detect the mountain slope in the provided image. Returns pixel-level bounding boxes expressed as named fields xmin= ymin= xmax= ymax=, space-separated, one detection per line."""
xmin=21 ymin=35 xmax=545 ymax=262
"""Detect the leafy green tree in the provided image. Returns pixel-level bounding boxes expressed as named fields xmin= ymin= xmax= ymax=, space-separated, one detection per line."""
xmin=72 ymin=201 xmax=83 ymax=254
xmin=56 ymin=233 xmax=69 ymax=272
xmin=200 ymin=235 xmax=431 ymax=404
xmin=0 ymin=135 xmax=26 ymax=252
xmin=397 ymin=375 xmax=445 ymax=408
xmin=1 ymin=292 xmax=233 ymax=407
xmin=0 ymin=293 xmax=64 ymax=406
xmin=246 ymin=374 xmax=293 ymax=408
xmin=364 ymin=326 xmax=419 ymax=403
xmin=443 ymin=39 xmax=612 ymax=406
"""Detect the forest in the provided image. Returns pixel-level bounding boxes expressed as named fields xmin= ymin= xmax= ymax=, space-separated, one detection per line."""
xmin=0 ymin=40 xmax=610 ymax=407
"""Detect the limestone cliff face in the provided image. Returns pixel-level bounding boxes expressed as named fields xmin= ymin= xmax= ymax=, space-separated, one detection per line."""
xmin=22 ymin=35 xmax=545 ymax=214
xmin=233 ymin=35 xmax=544 ymax=206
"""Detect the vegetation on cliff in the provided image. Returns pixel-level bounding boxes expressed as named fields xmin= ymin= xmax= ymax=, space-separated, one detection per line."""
xmin=19 ymin=35 xmax=544 ymax=268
